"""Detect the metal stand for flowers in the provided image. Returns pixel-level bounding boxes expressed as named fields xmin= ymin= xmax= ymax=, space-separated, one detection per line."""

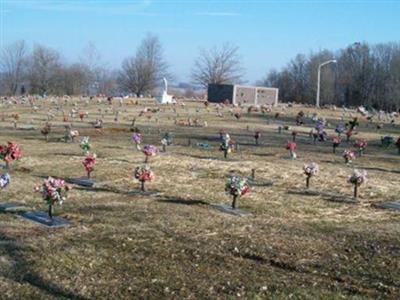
xmin=353 ymin=184 xmax=358 ymax=198
xmin=231 ymin=195 xmax=238 ymax=209
xmin=306 ymin=175 xmax=311 ymax=189
xmin=141 ymin=180 xmax=147 ymax=192
xmin=48 ymin=204 xmax=53 ymax=220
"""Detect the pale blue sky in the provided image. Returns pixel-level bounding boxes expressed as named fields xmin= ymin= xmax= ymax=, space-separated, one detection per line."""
xmin=1 ymin=0 xmax=399 ymax=83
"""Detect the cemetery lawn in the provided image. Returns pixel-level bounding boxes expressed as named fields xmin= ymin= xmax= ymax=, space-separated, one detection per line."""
xmin=0 ymin=98 xmax=399 ymax=299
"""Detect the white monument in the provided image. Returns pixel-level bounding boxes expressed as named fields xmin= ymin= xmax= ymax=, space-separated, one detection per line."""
xmin=156 ymin=77 xmax=175 ymax=104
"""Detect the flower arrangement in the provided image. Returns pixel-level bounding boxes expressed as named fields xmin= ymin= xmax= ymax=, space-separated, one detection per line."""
xmin=335 ymin=124 xmax=346 ymax=136
xmin=161 ymin=132 xmax=173 ymax=152
xmin=349 ymin=117 xmax=359 ymax=130
xmin=315 ymin=119 xmax=325 ymax=133
xmin=220 ymin=133 xmax=232 ymax=158
xmin=70 ymin=130 xmax=79 ymax=142
xmin=332 ymin=136 xmax=341 ymax=153
xmin=0 ymin=173 xmax=10 ymax=189
xmin=79 ymin=112 xmax=87 ymax=121
xmin=225 ymin=175 xmax=250 ymax=209
xmin=35 ymin=177 xmax=70 ymax=219
xmin=286 ymin=141 xmax=297 ymax=159
xmin=343 ymin=149 xmax=356 ymax=164
xmin=82 ymin=153 xmax=96 ymax=178
xmin=348 ymin=169 xmax=367 ymax=198
xmin=80 ymin=137 xmax=91 ymax=154
xmin=134 ymin=165 xmax=155 ymax=192
xmin=142 ymin=144 xmax=157 ymax=163
xmin=346 ymin=129 xmax=353 ymax=142
xmin=132 ymin=132 xmax=142 ymax=150
xmin=0 ymin=142 xmax=22 ymax=169
xmin=303 ymin=163 xmax=319 ymax=188
xmin=354 ymin=139 xmax=368 ymax=156
xmin=41 ymin=123 xmax=51 ymax=141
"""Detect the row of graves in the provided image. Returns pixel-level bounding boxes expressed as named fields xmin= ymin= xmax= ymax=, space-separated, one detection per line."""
xmin=1 ymin=98 xmax=400 ymax=227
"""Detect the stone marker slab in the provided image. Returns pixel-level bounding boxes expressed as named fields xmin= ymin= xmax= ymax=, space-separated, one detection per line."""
xmin=210 ymin=203 xmax=252 ymax=217
xmin=0 ymin=202 xmax=27 ymax=212
xmin=66 ymin=178 xmax=95 ymax=187
xmin=127 ymin=190 xmax=162 ymax=197
xmin=287 ymin=189 xmax=359 ymax=204
xmin=321 ymin=193 xmax=358 ymax=204
xmin=19 ymin=211 xmax=70 ymax=228
xmin=247 ymin=178 xmax=273 ymax=187
xmin=288 ymin=189 xmax=322 ymax=196
xmin=376 ymin=201 xmax=400 ymax=210
xmin=18 ymin=125 xmax=36 ymax=131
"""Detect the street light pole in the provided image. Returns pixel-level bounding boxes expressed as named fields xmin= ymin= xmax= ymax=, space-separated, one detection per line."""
xmin=316 ymin=59 xmax=337 ymax=108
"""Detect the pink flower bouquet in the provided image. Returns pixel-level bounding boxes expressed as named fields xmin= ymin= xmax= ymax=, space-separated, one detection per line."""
xmin=35 ymin=177 xmax=70 ymax=219
xmin=142 ymin=144 xmax=157 ymax=163
xmin=0 ymin=142 xmax=22 ymax=169
xmin=343 ymin=149 xmax=356 ymax=164
xmin=82 ymin=153 xmax=97 ymax=178
xmin=134 ymin=165 xmax=155 ymax=191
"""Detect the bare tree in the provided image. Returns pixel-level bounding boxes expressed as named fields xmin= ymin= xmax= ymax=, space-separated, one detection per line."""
xmin=28 ymin=44 xmax=62 ymax=95
xmin=80 ymin=42 xmax=106 ymax=95
xmin=0 ymin=40 xmax=28 ymax=95
xmin=118 ymin=34 xmax=170 ymax=96
xmin=191 ymin=43 xmax=244 ymax=88
xmin=55 ymin=63 xmax=90 ymax=95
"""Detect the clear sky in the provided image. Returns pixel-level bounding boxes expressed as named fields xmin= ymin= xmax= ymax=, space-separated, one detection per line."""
xmin=1 ymin=0 xmax=399 ymax=83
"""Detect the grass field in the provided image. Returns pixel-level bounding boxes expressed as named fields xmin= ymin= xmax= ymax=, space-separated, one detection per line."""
xmin=0 ymin=97 xmax=399 ymax=299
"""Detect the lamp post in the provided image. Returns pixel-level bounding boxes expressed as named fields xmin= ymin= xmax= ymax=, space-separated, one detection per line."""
xmin=316 ymin=59 xmax=337 ymax=107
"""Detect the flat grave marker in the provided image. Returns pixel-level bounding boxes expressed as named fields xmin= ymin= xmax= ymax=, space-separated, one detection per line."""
xmin=376 ymin=201 xmax=400 ymax=210
xmin=0 ymin=202 xmax=27 ymax=212
xmin=66 ymin=177 xmax=95 ymax=187
xmin=19 ymin=211 xmax=71 ymax=228
xmin=247 ymin=169 xmax=273 ymax=187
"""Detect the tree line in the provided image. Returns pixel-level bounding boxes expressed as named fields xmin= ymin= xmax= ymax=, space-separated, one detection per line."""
xmin=1 ymin=35 xmax=399 ymax=111
xmin=261 ymin=42 xmax=400 ymax=111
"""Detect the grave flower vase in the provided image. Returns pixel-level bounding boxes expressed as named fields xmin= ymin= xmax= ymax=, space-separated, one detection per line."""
xmin=354 ymin=184 xmax=358 ymax=198
xmin=306 ymin=175 xmax=311 ymax=189
xmin=141 ymin=181 xmax=146 ymax=192
xmin=231 ymin=195 xmax=238 ymax=209
xmin=48 ymin=204 xmax=53 ymax=220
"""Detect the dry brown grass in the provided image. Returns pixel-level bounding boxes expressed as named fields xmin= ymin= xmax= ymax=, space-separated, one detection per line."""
xmin=0 ymin=98 xmax=399 ymax=299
